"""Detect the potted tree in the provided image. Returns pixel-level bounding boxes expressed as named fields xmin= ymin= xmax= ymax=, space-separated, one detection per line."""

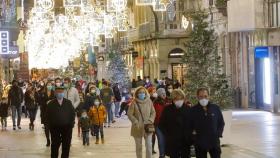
xmin=182 ymin=10 xmax=233 ymax=145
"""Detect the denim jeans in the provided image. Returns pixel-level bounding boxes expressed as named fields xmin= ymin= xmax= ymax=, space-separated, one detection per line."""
xmin=105 ymin=103 xmax=113 ymax=124
xmin=155 ymin=126 xmax=165 ymax=157
xmin=94 ymin=124 xmax=104 ymax=139
xmin=11 ymin=106 xmax=22 ymax=127
xmin=114 ymin=101 xmax=120 ymax=116
xmin=28 ymin=108 xmax=38 ymax=125
xmin=82 ymin=131 xmax=90 ymax=145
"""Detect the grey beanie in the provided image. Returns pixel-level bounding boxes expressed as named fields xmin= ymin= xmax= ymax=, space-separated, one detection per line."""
xmin=157 ymin=88 xmax=166 ymax=97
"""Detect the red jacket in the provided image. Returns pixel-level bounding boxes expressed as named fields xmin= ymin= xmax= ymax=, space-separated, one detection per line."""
xmin=153 ymin=98 xmax=170 ymax=126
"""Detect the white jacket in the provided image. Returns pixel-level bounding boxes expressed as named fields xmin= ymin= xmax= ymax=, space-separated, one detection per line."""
xmin=64 ymin=87 xmax=80 ymax=109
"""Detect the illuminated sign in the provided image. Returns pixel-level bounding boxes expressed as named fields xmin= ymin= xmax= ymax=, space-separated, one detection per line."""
xmin=255 ymin=47 xmax=269 ymax=58
xmin=0 ymin=31 xmax=9 ymax=54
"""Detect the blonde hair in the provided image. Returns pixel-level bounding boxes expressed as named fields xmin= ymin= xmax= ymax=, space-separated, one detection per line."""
xmin=171 ymin=89 xmax=185 ymax=100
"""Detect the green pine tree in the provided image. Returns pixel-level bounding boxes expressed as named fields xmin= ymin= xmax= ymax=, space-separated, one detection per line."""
xmin=183 ymin=10 xmax=233 ymax=109
xmin=107 ymin=51 xmax=131 ymax=89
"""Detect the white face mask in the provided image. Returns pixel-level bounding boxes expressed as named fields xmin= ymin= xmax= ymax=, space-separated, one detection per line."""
xmin=199 ymin=99 xmax=209 ymax=107
xmin=94 ymin=101 xmax=100 ymax=106
xmin=55 ymin=82 xmax=61 ymax=87
xmin=175 ymin=100 xmax=184 ymax=108
xmin=152 ymin=92 xmax=158 ymax=98
xmin=82 ymin=113 xmax=87 ymax=118
xmin=168 ymin=89 xmax=173 ymax=93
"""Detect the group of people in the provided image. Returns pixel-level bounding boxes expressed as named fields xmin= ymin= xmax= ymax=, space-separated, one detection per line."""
xmin=0 ymin=76 xmax=225 ymax=158
xmin=0 ymin=77 xmax=130 ymax=158
xmin=128 ymin=83 xmax=225 ymax=158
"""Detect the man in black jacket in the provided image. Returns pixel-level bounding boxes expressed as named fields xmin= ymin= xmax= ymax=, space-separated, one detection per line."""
xmin=8 ymin=80 xmax=24 ymax=130
xmin=190 ymin=88 xmax=225 ymax=158
xmin=47 ymin=87 xmax=75 ymax=158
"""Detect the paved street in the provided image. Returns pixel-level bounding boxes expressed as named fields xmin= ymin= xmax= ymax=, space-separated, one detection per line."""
xmin=0 ymin=110 xmax=279 ymax=158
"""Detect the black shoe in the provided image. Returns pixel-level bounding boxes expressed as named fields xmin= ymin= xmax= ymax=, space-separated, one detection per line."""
xmin=152 ymin=150 xmax=157 ymax=154
xmin=13 ymin=126 xmax=16 ymax=130
xmin=46 ymin=139 xmax=50 ymax=147
xmin=18 ymin=126 xmax=21 ymax=130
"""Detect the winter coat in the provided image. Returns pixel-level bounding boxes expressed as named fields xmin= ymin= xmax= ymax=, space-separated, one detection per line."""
xmin=8 ymin=85 xmax=24 ymax=107
xmin=113 ymin=86 xmax=122 ymax=102
xmin=159 ymin=103 xmax=192 ymax=156
xmin=83 ymin=93 xmax=99 ymax=111
xmin=190 ymin=103 xmax=225 ymax=149
xmin=128 ymin=94 xmax=156 ymax=138
xmin=0 ymin=99 xmax=9 ymax=117
xmin=46 ymin=98 xmax=75 ymax=128
xmin=64 ymin=87 xmax=80 ymax=109
xmin=88 ymin=105 xmax=107 ymax=126
xmin=153 ymin=98 xmax=168 ymax=126
xmin=24 ymin=90 xmax=37 ymax=110
xmin=79 ymin=116 xmax=91 ymax=131
xmin=37 ymin=90 xmax=55 ymax=124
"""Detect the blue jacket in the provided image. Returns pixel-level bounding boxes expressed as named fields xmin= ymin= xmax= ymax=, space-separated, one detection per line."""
xmin=190 ymin=103 xmax=225 ymax=149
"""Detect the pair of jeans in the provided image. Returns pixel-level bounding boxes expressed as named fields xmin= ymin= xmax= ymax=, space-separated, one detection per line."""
xmin=50 ymin=126 xmax=73 ymax=158
xmin=134 ymin=133 xmax=153 ymax=158
xmin=94 ymin=124 xmax=104 ymax=139
xmin=1 ymin=117 xmax=7 ymax=127
xmin=114 ymin=101 xmax=120 ymax=116
xmin=155 ymin=126 xmax=165 ymax=157
xmin=195 ymin=145 xmax=221 ymax=158
xmin=11 ymin=106 xmax=22 ymax=127
xmin=28 ymin=108 xmax=37 ymax=125
xmin=105 ymin=102 xmax=113 ymax=124
xmin=82 ymin=131 xmax=90 ymax=145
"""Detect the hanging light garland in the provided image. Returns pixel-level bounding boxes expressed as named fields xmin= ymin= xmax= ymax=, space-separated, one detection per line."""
xmin=26 ymin=0 xmax=129 ymax=69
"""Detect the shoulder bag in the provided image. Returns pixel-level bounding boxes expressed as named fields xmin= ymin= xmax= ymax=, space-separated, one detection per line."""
xmin=136 ymin=102 xmax=155 ymax=133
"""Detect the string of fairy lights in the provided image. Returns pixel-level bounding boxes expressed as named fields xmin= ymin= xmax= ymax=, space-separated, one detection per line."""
xmin=0 ymin=0 xmax=187 ymax=69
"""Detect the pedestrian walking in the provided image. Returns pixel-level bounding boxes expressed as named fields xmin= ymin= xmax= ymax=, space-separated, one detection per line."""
xmin=8 ymin=80 xmax=24 ymax=130
xmin=190 ymin=88 xmax=225 ymax=158
xmin=100 ymin=81 xmax=114 ymax=127
xmin=79 ymin=110 xmax=91 ymax=146
xmin=25 ymin=84 xmax=38 ymax=130
xmin=46 ymin=86 xmax=76 ymax=158
xmin=113 ymin=83 xmax=122 ymax=118
xmin=63 ymin=77 xmax=80 ymax=109
xmin=88 ymin=98 xmax=107 ymax=144
xmin=38 ymin=81 xmax=55 ymax=146
xmin=0 ymin=88 xmax=9 ymax=131
xmin=127 ymin=86 xmax=156 ymax=158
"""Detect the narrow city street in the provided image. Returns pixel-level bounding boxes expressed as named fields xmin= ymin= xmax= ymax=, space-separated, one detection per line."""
xmin=0 ymin=110 xmax=279 ymax=158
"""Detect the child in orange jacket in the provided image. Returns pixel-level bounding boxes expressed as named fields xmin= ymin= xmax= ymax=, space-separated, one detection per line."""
xmin=88 ymin=98 xmax=107 ymax=144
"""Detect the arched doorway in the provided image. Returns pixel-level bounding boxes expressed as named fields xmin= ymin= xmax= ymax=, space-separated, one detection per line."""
xmin=168 ymin=48 xmax=187 ymax=84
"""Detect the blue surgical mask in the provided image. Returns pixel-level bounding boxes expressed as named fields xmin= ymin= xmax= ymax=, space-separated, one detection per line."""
xmin=56 ymin=93 xmax=64 ymax=99
xmin=138 ymin=93 xmax=146 ymax=100
xmin=47 ymin=86 xmax=53 ymax=91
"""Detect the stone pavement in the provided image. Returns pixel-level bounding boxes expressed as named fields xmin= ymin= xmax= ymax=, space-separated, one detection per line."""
xmin=0 ymin=110 xmax=279 ymax=158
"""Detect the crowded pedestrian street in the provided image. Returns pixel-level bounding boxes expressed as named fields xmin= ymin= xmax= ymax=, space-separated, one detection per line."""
xmin=0 ymin=110 xmax=279 ymax=158
xmin=1 ymin=0 xmax=280 ymax=158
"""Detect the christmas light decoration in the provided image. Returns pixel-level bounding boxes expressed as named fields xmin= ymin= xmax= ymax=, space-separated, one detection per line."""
xmin=181 ymin=15 xmax=189 ymax=29
xmin=26 ymin=0 xmax=129 ymax=69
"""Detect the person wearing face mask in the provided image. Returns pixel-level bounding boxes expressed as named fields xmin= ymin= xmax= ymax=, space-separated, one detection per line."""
xmin=83 ymin=86 xmax=100 ymax=111
xmin=190 ymin=88 xmax=225 ymax=158
xmin=38 ymin=81 xmax=55 ymax=147
xmin=63 ymin=77 xmax=80 ymax=109
xmin=46 ymin=86 xmax=76 ymax=158
xmin=159 ymin=89 xmax=191 ymax=158
xmin=153 ymin=88 xmax=169 ymax=158
xmin=165 ymin=85 xmax=173 ymax=99
xmin=88 ymin=98 xmax=107 ymax=144
xmin=127 ymin=86 xmax=156 ymax=158
xmin=147 ymin=86 xmax=157 ymax=154
xmin=79 ymin=110 xmax=91 ymax=146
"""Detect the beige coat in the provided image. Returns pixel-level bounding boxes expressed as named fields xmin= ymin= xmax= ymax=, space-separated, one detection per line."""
xmin=128 ymin=96 xmax=156 ymax=138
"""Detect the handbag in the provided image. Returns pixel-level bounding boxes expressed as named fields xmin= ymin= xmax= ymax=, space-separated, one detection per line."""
xmin=136 ymin=103 xmax=155 ymax=133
